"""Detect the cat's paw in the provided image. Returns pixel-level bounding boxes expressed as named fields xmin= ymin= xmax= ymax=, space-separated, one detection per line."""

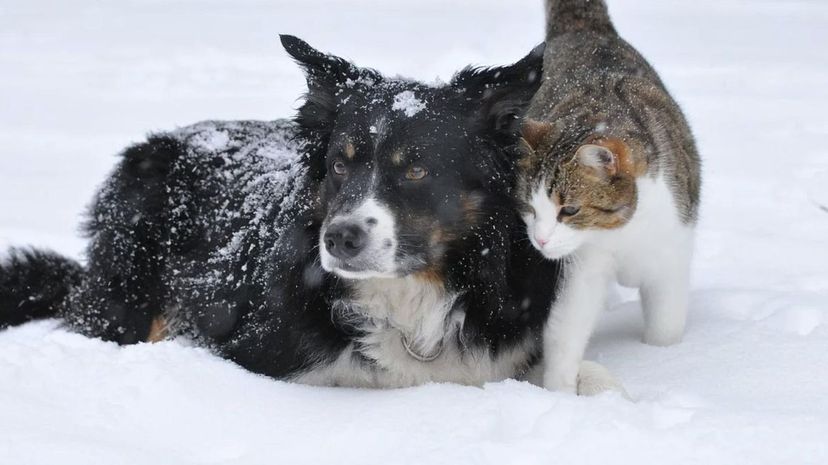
xmin=576 ymin=360 xmax=630 ymax=399
xmin=543 ymin=370 xmax=578 ymax=394
xmin=643 ymin=328 xmax=683 ymax=347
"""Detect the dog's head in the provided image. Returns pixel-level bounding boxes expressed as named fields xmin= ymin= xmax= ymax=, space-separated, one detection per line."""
xmin=281 ymin=35 xmax=543 ymax=280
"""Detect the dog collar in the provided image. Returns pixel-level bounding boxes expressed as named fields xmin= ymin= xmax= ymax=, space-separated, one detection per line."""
xmin=401 ymin=334 xmax=444 ymax=362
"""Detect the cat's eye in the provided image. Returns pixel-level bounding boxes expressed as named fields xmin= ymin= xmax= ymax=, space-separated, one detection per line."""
xmin=405 ymin=165 xmax=428 ymax=181
xmin=333 ymin=160 xmax=347 ymax=176
xmin=560 ymin=206 xmax=580 ymax=217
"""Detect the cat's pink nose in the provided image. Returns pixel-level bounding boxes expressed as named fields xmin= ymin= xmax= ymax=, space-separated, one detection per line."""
xmin=535 ymin=236 xmax=548 ymax=247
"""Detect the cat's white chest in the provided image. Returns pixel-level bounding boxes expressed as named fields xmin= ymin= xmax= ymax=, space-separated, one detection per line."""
xmin=594 ymin=176 xmax=693 ymax=287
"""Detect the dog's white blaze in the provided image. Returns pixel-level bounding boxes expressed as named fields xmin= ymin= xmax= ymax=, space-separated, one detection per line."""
xmin=370 ymin=115 xmax=388 ymax=152
xmin=319 ymin=197 xmax=399 ymax=278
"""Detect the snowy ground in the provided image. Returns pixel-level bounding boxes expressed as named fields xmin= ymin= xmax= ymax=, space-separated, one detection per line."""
xmin=1 ymin=0 xmax=828 ymax=464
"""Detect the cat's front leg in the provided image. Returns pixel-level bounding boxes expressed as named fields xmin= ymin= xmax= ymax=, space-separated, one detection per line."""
xmin=543 ymin=248 xmax=613 ymax=393
xmin=640 ymin=236 xmax=692 ymax=346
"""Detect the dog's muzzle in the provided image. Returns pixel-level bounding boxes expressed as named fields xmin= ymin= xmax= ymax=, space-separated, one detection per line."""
xmin=319 ymin=198 xmax=399 ymax=279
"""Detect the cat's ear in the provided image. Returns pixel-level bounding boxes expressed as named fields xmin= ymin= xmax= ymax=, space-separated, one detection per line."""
xmin=453 ymin=43 xmax=545 ymax=144
xmin=575 ymin=138 xmax=634 ymax=178
xmin=521 ymin=119 xmax=552 ymax=150
xmin=576 ymin=144 xmax=616 ymax=174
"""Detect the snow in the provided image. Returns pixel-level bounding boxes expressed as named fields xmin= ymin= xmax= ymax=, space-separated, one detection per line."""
xmin=392 ymin=90 xmax=427 ymax=117
xmin=1 ymin=0 xmax=828 ymax=464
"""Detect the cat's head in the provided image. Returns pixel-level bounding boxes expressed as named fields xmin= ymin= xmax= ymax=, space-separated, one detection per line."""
xmin=515 ymin=119 xmax=640 ymax=260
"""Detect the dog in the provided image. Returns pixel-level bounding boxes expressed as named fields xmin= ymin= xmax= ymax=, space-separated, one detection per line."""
xmin=1 ymin=36 xmax=621 ymax=392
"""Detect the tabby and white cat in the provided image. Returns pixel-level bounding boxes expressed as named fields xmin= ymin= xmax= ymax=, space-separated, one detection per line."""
xmin=517 ymin=0 xmax=702 ymax=393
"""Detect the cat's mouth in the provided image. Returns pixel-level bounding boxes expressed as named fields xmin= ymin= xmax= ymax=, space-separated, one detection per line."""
xmin=526 ymin=221 xmax=583 ymax=260
xmin=531 ymin=238 xmax=579 ymax=260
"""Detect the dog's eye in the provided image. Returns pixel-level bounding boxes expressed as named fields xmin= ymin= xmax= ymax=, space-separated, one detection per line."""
xmin=405 ymin=166 xmax=428 ymax=181
xmin=559 ymin=205 xmax=580 ymax=217
xmin=333 ymin=161 xmax=347 ymax=176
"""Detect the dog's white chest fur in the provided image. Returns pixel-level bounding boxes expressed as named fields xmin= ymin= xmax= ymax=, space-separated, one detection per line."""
xmin=292 ymin=276 xmax=533 ymax=388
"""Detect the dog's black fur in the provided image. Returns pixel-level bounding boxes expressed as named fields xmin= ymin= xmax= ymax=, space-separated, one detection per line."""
xmin=0 ymin=36 xmax=561 ymax=385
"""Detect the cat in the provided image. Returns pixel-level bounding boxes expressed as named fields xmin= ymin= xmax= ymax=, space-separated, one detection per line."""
xmin=515 ymin=0 xmax=701 ymax=393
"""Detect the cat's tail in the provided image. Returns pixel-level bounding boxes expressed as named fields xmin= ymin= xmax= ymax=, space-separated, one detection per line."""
xmin=0 ymin=248 xmax=83 ymax=329
xmin=545 ymin=0 xmax=617 ymax=39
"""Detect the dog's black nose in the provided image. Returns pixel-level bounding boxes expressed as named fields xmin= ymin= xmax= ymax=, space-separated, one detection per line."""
xmin=324 ymin=223 xmax=368 ymax=260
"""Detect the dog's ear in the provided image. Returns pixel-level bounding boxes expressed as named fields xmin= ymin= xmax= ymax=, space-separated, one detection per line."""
xmin=453 ymin=43 xmax=545 ymax=145
xmin=280 ymin=35 xmax=382 ymax=178
xmin=280 ymin=35 xmax=381 ymax=129
xmin=282 ymin=35 xmax=345 ymax=132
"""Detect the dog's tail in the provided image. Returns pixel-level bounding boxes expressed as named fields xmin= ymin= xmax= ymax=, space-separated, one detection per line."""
xmin=545 ymin=0 xmax=617 ymax=39
xmin=0 ymin=248 xmax=83 ymax=329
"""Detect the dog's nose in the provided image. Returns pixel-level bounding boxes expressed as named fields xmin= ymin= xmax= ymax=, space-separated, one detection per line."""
xmin=324 ymin=223 xmax=368 ymax=260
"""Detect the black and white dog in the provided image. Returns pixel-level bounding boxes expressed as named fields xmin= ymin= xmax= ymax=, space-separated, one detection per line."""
xmin=0 ymin=36 xmax=614 ymax=389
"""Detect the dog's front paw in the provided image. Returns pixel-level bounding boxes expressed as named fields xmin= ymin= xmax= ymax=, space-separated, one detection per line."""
xmin=576 ymin=360 xmax=630 ymax=399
